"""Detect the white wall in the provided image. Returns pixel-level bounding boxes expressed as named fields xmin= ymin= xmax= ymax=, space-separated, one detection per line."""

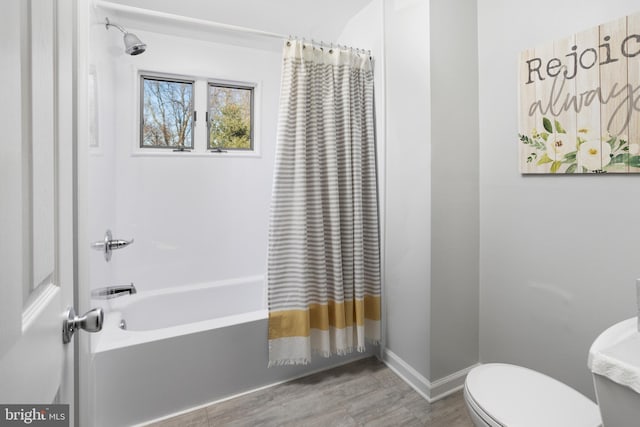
xmin=429 ymin=0 xmax=479 ymax=381
xmin=478 ymin=0 xmax=640 ymax=399
xmin=93 ymin=27 xmax=281 ymax=292
xmin=383 ymin=0 xmax=432 ymax=379
xmin=380 ymin=0 xmax=480 ymax=396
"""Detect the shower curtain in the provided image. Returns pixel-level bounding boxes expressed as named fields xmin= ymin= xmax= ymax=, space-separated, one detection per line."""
xmin=268 ymin=40 xmax=381 ymax=366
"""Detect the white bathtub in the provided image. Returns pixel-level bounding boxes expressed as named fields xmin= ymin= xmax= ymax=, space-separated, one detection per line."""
xmin=92 ymin=275 xmax=266 ymax=353
xmin=91 ymin=275 xmax=371 ymax=427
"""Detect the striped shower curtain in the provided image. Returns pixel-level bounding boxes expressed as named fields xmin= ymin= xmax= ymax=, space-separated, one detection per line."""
xmin=268 ymin=40 xmax=381 ymax=366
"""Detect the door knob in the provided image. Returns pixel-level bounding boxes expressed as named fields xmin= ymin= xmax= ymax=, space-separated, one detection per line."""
xmin=62 ymin=307 xmax=104 ymax=344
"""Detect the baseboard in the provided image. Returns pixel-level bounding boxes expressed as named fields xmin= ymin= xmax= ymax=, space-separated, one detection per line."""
xmin=382 ymin=348 xmax=479 ymax=402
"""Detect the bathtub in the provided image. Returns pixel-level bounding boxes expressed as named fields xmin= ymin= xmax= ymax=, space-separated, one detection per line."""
xmin=91 ymin=275 xmax=372 ymax=427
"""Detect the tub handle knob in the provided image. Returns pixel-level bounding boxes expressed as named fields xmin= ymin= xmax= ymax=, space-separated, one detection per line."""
xmin=62 ymin=307 xmax=104 ymax=344
xmin=92 ymin=229 xmax=134 ymax=262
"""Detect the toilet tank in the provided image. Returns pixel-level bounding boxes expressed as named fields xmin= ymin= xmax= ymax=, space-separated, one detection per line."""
xmin=588 ymin=317 xmax=640 ymax=427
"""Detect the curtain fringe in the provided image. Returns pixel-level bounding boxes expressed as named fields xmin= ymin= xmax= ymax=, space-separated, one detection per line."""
xmin=268 ymin=358 xmax=312 ymax=367
xmin=268 ymin=342 xmax=381 ymax=367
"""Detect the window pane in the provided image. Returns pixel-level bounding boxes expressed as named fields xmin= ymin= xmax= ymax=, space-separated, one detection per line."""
xmin=141 ymin=77 xmax=194 ymax=148
xmin=208 ymin=84 xmax=253 ymax=150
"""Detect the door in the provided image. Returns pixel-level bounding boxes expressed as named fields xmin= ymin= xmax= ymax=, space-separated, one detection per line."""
xmin=0 ymin=0 xmax=77 ymax=422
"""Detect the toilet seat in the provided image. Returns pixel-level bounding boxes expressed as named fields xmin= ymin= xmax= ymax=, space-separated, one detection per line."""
xmin=464 ymin=363 xmax=602 ymax=427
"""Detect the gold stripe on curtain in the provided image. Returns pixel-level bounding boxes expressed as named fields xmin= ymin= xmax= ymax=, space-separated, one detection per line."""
xmin=269 ymin=296 xmax=382 ymax=339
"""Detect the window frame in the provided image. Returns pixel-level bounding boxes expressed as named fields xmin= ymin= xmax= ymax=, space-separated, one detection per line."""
xmin=132 ymin=68 xmax=261 ymax=158
xmin=139 ymin=73 xmax=196 ymax=150
xmin=206 ymin=80 xmax=255 ymax=152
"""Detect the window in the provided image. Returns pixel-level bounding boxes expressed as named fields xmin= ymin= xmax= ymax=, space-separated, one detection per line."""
xmin=137 ymin=72 xmax=258 ymax=155
xmin=207 ymin=83 xmax=254 ymax=151
xmin=140 ymin=75 xmax=194 ymax=149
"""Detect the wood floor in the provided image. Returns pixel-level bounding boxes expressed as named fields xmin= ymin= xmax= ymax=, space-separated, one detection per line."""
xmin=145 ymin=357 xmax=474 ymax=427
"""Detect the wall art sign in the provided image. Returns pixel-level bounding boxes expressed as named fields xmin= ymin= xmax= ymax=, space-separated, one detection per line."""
xmin=518 ymin=12 xmax=640 ymax=173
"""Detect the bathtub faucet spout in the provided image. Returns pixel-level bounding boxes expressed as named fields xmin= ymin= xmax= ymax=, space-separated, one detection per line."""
xmin=92 ymin=283 xmax=137 ymax=299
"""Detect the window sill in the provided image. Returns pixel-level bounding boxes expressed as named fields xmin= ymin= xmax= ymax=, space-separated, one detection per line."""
xmin=130 ymin=149 xmax=262 ymax=158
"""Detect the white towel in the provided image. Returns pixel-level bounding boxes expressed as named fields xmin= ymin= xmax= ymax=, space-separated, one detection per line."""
xmin=588 ymin=332 xmax=640 ymax=394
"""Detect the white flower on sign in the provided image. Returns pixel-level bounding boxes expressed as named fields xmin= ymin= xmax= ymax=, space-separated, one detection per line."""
xmin=519 ymin=117 xmax=630 ymax=173
xmin=579 ymin=140 xmax=611 ymax=171
xmin=546 ymin=134 xmax=573 ymax=160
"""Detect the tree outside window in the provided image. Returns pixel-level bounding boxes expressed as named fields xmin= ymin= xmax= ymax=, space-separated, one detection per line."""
xmin=208 ymin=84 xmax=253 ymax=151
xmin=141 ymin=76 xmax=194 ymax=149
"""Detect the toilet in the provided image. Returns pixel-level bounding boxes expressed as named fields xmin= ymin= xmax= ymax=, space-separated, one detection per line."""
xmin=464 ymin=317 xmax=640 ymax=426
xmin=464 ymin=363 xmax=602 ymax=427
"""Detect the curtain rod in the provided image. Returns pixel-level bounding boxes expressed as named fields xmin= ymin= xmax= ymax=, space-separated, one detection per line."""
xmin=94 ymin=0 xmax=288 ymax=40
xmin=94 ymin=1 xmax=371 ymax=55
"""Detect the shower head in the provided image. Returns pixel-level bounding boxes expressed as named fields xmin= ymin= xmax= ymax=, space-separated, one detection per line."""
xmin=105 ymin=17 xmax=146 ymax=56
